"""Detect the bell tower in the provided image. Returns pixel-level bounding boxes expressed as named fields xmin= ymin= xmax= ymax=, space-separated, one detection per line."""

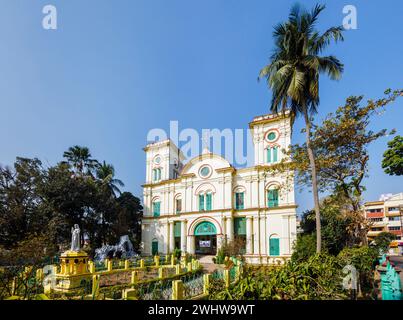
xmin=249 ymin=111 xmax=292 ymax=166
xmin=143 ymin=139 xmax=185 ymax=184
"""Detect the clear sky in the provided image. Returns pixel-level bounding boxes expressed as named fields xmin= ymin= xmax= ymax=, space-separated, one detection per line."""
xmin=1 ymin=0 xmax=402 ymax=215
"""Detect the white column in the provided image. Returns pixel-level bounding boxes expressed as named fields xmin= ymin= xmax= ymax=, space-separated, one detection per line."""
xmin=164 ymin=222 xmax=169 ymax=254
xmin=246 ymin=216 xmax=253 ymax=254
xmin=226 ymin=216 xmax=234 ymax=243
xmin=253 ymin=216 xmax=260 ymax=255
xmin=169 ymin=222 xmax=175 ymax=253
xmin=187 ymin=235 xmax=195 ymax=254
xmin=181 ymin=220 xmax=187 ymax=253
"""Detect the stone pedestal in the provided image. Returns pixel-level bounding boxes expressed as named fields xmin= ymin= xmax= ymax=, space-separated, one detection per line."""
xmin=54 ymin=250 xmax=91 ymax=292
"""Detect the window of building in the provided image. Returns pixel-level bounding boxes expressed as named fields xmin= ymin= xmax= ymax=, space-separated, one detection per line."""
xmin=153 ymin=201 xmax=161 ymax=217
xmin=206 ymin=193 xmax=212 ymax=211
xmin=234 ymin=192 xmax=244 ymax=210
xmin=267 ymin=146 xmax=279 ymax=164
xmin=371 ymin=227 xmax=384 ymax=231
xmin=174 ymin=222 xmax=181 ymax=249
xmin=369 ymin=218 xmax=383 ymax=222
xmin=388 ymin=216 xmax=400 ymax=221
xmin=233 ymin=217 xmax=246 ymax=254
xmin=368 ymin=208 xmax=383 ymax=213
xmin=152 ymin=168 xmax=162 ymax=182
xmin=199 ymin=193 xmax=212 ymax=211
xmin=389 ymin=226 xmax=401 ymax=231
xmin=176 ymin=198 xmax=182 ymax=214
xmin=152 ymin=240 xmax=158 ymax=255
xmin=267 ymin=132 xmax=276 ymax=141
xmin=267 ymin=189 xmax=279 ymax=208
xmin=199 ymin=165 xmax=212 ymax=179
xmin=269 ymin=237 xmax=280 ymax=256
xmin=388 ymin=207 xmax=399 ymax=212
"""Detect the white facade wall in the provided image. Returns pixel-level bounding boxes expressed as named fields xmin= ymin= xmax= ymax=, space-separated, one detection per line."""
xmin=141 ymin=112 xmax=298 ymax=264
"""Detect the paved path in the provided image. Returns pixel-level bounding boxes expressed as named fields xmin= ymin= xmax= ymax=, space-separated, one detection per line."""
xmin=197 ymin=255 xmax=221 ymax=273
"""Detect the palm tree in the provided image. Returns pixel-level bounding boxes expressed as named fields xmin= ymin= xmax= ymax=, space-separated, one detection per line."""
xmin=63 ymin=145 xmax=99 ymax=176
xmin=259 ymin=3 xmax=344 ymax=253
xmin=96 ymin=161 xmax=125 ymax=196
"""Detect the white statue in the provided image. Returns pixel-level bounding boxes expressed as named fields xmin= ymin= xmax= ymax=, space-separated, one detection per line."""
xmin=71 ymin=224 xmax=81 ymax=252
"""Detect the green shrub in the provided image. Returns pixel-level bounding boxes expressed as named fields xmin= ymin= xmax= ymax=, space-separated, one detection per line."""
xmin=209 ymin=253 xmax=348 ymax=300
xmin=291 ymin=233 xmax=317 ymax=262
xmin=337 ymin=246 xmax=378 ymax=298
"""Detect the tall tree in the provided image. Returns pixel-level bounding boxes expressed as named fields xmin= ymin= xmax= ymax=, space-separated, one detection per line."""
xmin=382 ymin=135 xmax=403 ymax=176
xmin=259 ymin=3 xmax=344 ymax=252
xmin=271 ymin=89 xmax=402 ymax=245
xmin=96 ymin=161 xmax=125 ymax=197
xmin=62 ymin=145 xmax=99 ymax=176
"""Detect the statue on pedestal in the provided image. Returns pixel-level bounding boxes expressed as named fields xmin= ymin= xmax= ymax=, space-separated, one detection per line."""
xmin=70 ymin=224 xmax=81 ymax=252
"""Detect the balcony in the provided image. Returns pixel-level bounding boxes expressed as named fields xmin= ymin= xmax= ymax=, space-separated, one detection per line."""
xmin=386 ymin=210 xmax=401 ymax=217
xmin=367 ymin=230 xmax=384 ymax=237
xmin=366 ymin=211 xmax=384 ymax=218
xmin=389 ymin=229 xmax=402 ymax=236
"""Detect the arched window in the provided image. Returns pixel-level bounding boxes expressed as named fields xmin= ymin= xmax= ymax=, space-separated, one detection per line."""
xmin=151 ymin=239 xmax=159 ymax=255
xmin=234 ymin=192 xmax=244 ymax=210
xmin=175 ymin=194 xmax=182 ymax=214
xmin=152 ymin=168 xmax=162 ymax=182
xmin=198 ymin=192 xmax=212 ymax=211
xmin=267 ymin=146 xmax=279 ymax=164
xmin=153 ymin=200 xmax=161 ymax=217
xmin=267 ymin=187 xmax=279 ymax=208
xmin=269 ymin=235 xmax=280 ymax=256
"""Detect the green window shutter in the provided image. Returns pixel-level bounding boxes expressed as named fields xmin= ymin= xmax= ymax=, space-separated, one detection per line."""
xmin=267 ymin=148 xmax=272 ymax=163
xmin=152 ymin=169 xmax=156 ymax=181
xmin=273 ymin=147 xmax=278 ymax=162
xmin=199 ymin=194 xmax=205 ymax=211
xmin=267 ymin=190 xmax=272 ymax=207
xmin=153 ymin=202 xmax=160 ymax=217
xmin=206 ymin=193 xmax=212 ymax=211
xmin=174 ymin=222 xmax=181 ymax=237
xmin=273 ymin=189 xmax=279 ymax=207
xmin=152 ymin=241 xmax=158 ymax=255
xmin=235 ymin=192 xmax=244 ymax=210
xmin=176 ymin=199 xmax=182 ymax=214
xmin=240 ymin=192 xmax=244 ymax=209
xmin=268 ymin=189 xmax=279 ymax=207
xmin=234 ymin=217 xmax=246 ymax=235
xmin=158 ymin=168 xmax=161 ymax=180
xmin=269 ymin=238 xmax=280 ymax=256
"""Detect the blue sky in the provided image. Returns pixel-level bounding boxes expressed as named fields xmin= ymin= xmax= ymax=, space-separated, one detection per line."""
xmin=1 ymin=0 xmax=402 ymax=215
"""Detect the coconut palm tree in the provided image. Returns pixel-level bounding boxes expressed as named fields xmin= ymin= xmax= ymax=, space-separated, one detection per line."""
xmin=96 ymin=161 xmax=125 ymax=196
xmin=259 ymin=3 xmax=344 ymax=253
xmin=63 ymin=145 xmax=99 ymax=176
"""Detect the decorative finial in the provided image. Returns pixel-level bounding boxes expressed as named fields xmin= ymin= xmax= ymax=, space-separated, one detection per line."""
xmin=201 ymin=131 xmax=210 ymax=154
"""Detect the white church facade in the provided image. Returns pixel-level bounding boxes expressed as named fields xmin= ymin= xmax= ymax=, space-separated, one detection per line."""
xmin=141 ymin=112 xmax=297 ymax=264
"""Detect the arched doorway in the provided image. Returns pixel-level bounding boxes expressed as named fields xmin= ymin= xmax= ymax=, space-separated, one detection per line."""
xmin=194 ymin=221 xmax=217 ymax=255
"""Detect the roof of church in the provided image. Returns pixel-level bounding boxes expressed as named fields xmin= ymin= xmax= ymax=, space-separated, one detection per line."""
xmin=249 ymin=110 xmax=291 ymax=128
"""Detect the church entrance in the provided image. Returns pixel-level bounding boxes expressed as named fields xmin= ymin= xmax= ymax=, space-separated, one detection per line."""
xmin=194 ymin=221 xmax=217 ymax=255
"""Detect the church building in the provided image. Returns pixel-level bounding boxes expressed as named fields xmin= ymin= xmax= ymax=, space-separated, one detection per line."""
xmin=141 ymin=112 xmax=297 ymax=264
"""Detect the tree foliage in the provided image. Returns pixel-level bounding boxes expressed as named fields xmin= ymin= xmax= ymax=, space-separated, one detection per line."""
xmin=0 ymin=147 xmax=143 ymax=256
xmin=259 ymin=3 xmax=345 ymax=253
xmin=382 ymin=135 xmax=403 ymax=176
xmin=209 ymin=254 xmax=347 ymax=300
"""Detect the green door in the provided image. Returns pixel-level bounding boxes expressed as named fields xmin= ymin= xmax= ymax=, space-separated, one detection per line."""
xmin=151 ymin=240 xmax=158 ymax=255
xmin=269 ymin=238 xmax=280 ymax=256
